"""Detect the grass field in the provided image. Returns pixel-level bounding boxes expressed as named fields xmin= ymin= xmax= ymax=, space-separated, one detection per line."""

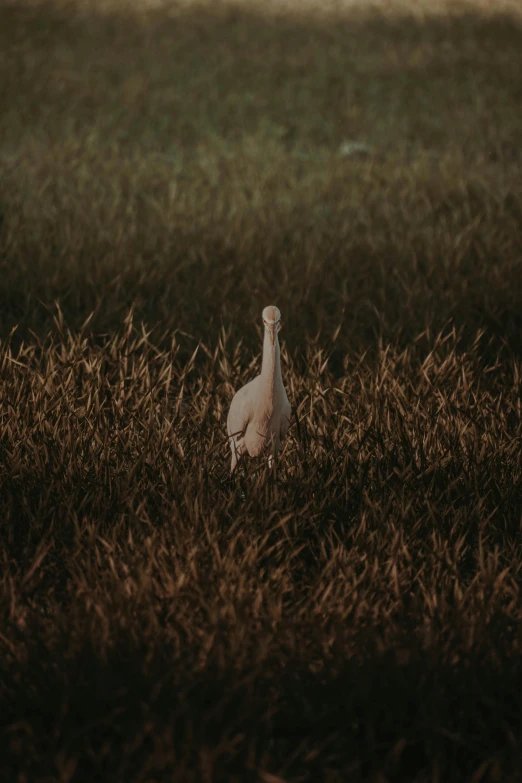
xmin=1 ymin=0 xmax=522 ymax=780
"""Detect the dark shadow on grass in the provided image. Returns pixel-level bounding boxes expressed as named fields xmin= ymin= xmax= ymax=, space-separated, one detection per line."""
xmin=1 ymin=640 xmax=522 ymax=781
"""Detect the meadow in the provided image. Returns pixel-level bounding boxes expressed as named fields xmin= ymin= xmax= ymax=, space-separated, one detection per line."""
xmin=1 ymin=0 xmax=522 ymax=780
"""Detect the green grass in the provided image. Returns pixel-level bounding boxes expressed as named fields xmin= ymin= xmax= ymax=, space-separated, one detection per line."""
xmin=1 ymin=1 xmax=522 ymax=780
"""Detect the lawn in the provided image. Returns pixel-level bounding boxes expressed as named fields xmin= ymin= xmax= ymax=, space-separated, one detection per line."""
xmin=1 ymin=1 xmax=522 ymax=780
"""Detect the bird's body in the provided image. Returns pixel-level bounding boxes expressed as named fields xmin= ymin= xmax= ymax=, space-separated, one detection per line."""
xmin=227 ymin=306 xmax=291 ymax=473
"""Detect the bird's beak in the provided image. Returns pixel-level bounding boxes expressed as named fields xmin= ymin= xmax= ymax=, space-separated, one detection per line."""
xmin=270 ymin=327 xmax=275 ymax=345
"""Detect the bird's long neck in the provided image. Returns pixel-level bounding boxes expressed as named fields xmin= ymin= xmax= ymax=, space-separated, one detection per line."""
xmin=260 ymin=328 xmax=282 ymax=395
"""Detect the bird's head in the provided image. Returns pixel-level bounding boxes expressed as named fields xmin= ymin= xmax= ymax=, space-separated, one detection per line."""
xmin=262 ymin=305 xmax=282 ymax=345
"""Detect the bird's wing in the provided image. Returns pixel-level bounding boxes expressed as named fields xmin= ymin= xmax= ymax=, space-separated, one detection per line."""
xmin=279 ymin=397 xmax=292 ymax=440
xmin=227 ymin=379 xmax=257 ymax=439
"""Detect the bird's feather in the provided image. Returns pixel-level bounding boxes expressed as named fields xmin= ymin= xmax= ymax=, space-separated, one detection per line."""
xmin=227 ymin=306 xmax=291 ymax=474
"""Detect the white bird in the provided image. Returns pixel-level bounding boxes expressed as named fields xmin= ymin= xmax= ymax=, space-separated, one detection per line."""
xmin=227 ymin=305 xmax=291 ymax=474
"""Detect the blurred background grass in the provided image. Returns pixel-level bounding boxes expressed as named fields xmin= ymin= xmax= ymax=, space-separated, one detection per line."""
xmin=1 ymin=0 xmax=521 ymax=359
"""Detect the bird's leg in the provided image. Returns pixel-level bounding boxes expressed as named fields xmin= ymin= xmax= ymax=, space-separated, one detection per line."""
xmin=267 ymin=441 xmax=279 ymax=481
xmin=230 ymin=436 xmax=243 ymax=475
xmin=231 ymin=450 xmax=247 ymax=500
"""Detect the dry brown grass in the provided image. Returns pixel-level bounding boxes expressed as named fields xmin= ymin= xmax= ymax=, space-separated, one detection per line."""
xmin=1 ymin=0 xmax=522 ymax=781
